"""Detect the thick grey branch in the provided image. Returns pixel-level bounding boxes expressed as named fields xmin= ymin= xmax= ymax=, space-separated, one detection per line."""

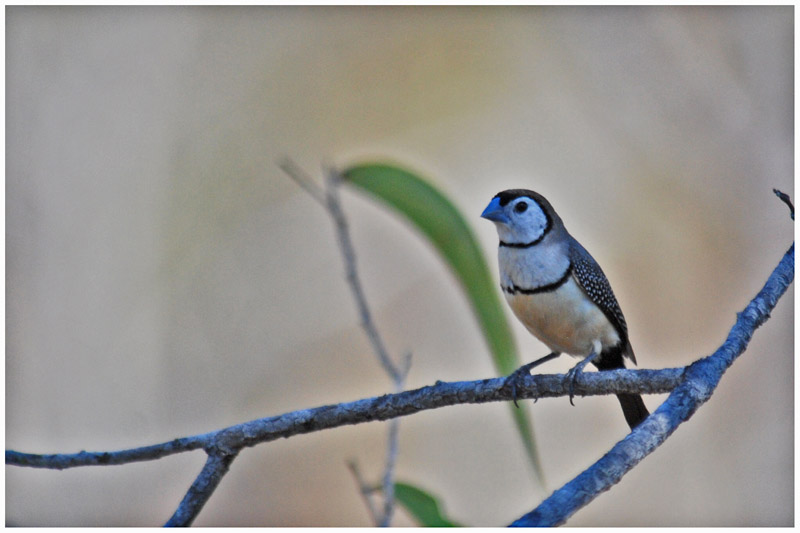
xmin=165 ymin=448 xmax=239 ymax=527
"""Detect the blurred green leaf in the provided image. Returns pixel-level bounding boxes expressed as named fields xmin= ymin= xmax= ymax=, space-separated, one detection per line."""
xmin=393 ymin=481 xmax=462 ymax=527
xmin=341 ymin=163 xmax=545 ymax=485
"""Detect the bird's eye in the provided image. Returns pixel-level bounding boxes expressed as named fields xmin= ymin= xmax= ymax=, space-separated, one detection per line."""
xmin=514 ymin=202 xmax=528 ymax=213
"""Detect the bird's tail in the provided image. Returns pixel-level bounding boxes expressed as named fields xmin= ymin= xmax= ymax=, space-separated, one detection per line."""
xmin=593 ymin=347 xmax=650 ymax=430
xmin=615 ymin=393 xmax=649 ymax=429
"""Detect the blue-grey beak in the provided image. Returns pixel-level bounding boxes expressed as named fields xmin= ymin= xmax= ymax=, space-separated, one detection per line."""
xmin=481 ymin=197 xmax=509 ymax=224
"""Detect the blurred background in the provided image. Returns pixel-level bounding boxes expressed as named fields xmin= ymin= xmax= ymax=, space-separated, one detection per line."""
xmin=6 ymin=6 xmax=793 ymax=526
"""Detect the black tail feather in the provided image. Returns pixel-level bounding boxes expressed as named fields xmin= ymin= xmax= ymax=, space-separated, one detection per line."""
xmin=593 ymin=346 xmax=649 ymax=430
xmin=616 ymin=393 xmax=649 ymax=429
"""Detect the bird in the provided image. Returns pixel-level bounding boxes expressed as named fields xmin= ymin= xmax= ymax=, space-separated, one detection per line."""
xmin=481 ymin=189 xmax=649 ymax=430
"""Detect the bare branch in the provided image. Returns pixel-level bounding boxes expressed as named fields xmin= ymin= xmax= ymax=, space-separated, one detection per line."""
xmin=321 ymin=165 xmax=403 ymax=382
xmin=379 ymin=418 xmax=401 ymax=527
xmin=277 ymin=157 xmax=327 ymax=207
xmin=5 ymin=437 xmax=206 ymax=469
xmin=379 ymin=352 xmax=411 ymax=526
xmin=347 ymin=460 xmax=381 ymax=526
xmin=773 ymin=188 xmax=794 ymax=219
xmin=6 ymin=367 xmax=685 ymax=470
xmin=282 ymin=159 xmax=408 ymax=525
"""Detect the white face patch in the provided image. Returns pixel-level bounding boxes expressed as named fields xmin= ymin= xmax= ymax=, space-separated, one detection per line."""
xmin=504 ymin=197 xmax=549 ymax=244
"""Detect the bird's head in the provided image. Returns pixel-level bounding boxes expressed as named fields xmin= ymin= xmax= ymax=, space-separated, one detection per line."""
xmin=481 ymin=189 xmax=560 ymax=245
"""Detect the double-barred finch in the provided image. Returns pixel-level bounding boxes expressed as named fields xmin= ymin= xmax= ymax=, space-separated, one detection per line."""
xmin=481 ymin=189 xmax=649 ymax=430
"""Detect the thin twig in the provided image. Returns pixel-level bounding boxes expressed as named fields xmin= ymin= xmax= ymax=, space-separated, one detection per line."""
xmin=773 ymin=188 xmax=794 ymax=219
xmin=5 ymin=439 xmax=204 ymax=469
xmin=324 ymin=166 xmax=420 ymax=526
xmin=379 ymin=417 xmax=401 ymax=527
xmin=277 ymin=157 xmax=327 ymax=207
xmin=379 ymin=354 xmax=411 ymax=526
xmin=322 ymin=166 xmax=402 ymax=382
xmin=280 ymin=160 xmax=407 ymax=525
xmin=347 ymin=460 xmax=381 ymax=526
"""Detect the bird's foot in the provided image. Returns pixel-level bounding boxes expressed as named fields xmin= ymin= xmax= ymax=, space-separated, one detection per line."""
xmin=564 ymin=352 xmax=600 ymax=406
xmin=505 ymin=352 xmax=560 ymax=408
xmin=506 ymin=362 xmax=537 ymax=408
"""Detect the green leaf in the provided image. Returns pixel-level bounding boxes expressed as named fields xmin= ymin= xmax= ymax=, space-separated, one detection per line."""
xmin=393 ymin=481 xmax=462 ymax=527
xmin=341 ymin=163 xmax=545 ymax=486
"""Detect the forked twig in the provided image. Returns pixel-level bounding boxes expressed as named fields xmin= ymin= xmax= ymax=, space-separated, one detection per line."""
xmin=165 ymin=449 xmax=239 ymax=527
xmin=281 ymin=160 xmax=410 ymax=525
xmin=347 ymin=460 xmax=382 ymax=526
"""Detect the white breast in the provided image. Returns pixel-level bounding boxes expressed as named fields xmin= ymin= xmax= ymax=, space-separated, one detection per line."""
xmin=498 ymin=241 xmax=569 ymax=290
xmin=504 ymin=275 xmax=620 ymax=357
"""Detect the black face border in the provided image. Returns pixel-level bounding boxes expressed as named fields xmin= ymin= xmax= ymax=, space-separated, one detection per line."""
xmin=494 ymin=190 xmax=553 ymax=248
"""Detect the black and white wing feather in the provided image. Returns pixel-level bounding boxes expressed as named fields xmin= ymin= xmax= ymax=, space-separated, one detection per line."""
xmin=569 ymin=239 xmax=636 ymax=363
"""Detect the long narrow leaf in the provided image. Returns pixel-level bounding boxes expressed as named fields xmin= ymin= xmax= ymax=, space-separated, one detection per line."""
xmin=393 ymin=482 xmax=462 ymax=527
xmin=341 ymin=163 xmax=544 ymax=484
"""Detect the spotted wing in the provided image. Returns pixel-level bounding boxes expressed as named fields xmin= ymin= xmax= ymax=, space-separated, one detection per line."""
xmin=569 ymin=239 xmax=635 ymax=363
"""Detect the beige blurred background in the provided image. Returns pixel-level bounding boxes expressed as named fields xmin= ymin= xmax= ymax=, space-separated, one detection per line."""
xmin=6 ymin=6 xmax=793 ymax=527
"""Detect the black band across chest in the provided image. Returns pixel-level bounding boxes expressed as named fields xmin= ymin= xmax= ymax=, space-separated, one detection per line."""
xmin=499 ymin=236 xmax=545 ymax=249
xmin=501 ymin=263 xmax=573 ymax=295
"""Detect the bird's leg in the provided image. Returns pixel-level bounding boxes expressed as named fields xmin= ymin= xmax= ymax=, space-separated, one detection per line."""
xmin=506 ymin=352 xmax=560 ymax=407
xmin=564 ymin=351 xmax=601 ymax=406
